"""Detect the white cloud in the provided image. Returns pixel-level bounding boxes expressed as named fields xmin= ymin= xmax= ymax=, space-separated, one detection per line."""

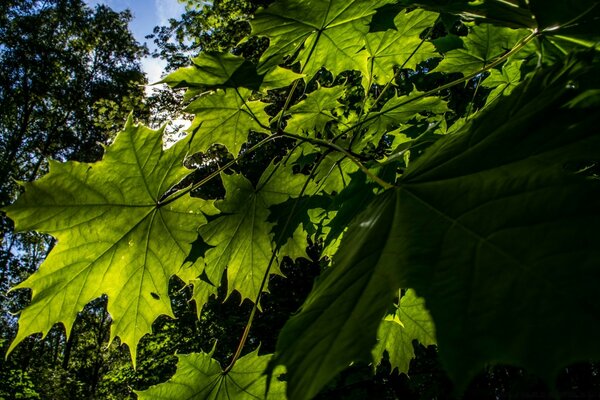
xmin=141 ymin=56 xmax=167 ymax=87
xmin=154 ymin=0 xmax=186 ymax=26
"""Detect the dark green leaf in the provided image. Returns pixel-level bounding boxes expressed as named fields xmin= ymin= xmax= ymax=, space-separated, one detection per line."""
xmin=274 ymin=56 xmax=600 ymax=398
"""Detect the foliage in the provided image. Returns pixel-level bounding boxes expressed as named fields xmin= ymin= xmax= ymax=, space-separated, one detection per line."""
xmin=4 ymin=0 xmax=600 ymax=399
xmin=0 ymin=0 xmax=150 ymax=398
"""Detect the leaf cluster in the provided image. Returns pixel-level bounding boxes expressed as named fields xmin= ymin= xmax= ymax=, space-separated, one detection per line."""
xmin=4 ymin=0 xmax=600 ymax=399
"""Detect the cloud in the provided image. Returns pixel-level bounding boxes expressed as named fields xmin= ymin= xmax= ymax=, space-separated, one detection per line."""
xmin=154 ymin=0 xmax=186 ymax=26
xmin=141 ymin=56 xmax=167 ymax=88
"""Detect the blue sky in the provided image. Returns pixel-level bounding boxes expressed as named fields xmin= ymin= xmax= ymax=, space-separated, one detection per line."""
xmin=84 ymin=0 xmax=187 ymax=82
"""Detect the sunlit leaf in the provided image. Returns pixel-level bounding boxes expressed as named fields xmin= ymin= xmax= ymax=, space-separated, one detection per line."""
xmin=372 ymin=289 xmax=436 ymax=374
xmin=195 ymin=161 xmax=309 ymax=302
xmin=364 ymin=8 xmax=439 ymax=85
xmin=252 ymin=0 xmax=393 ymax=77
xmin=360 ymin=90 xmax=449 ymax=148
xmin=436 ymin=24 xmax=528 ymax=75
xmin=137 ymin=348 xmax=286 ymax=399
xmin=4 ymin=119 xmax=217 ymax=363
xmin=284 ymin=85 xmax=345 ymax=136
xmin=186 ymin=88 xmax=270 ymax=156
xmin=161 ymin=51 xmax=302 ymax=91
xmin=481 ymin=59 xmax=523 ymax=105
xmin=397 ymin=0 xmax=536 ymax=29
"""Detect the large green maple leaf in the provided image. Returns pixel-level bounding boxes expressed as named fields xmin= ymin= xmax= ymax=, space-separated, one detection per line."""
xmin=251 ymin=0 xmax=393 ymax=78
xmin=195 ymin=161 xmax=310 ymax=302
xmin=185 ymin=88 xmax=270 ymax=156
xmin=4 ymin=120 xmax=217 ymax=363
xmin=273 ymin=57 xmax=600 ymax=398
xmin=137 ymin=348 xmax=286 ymax=399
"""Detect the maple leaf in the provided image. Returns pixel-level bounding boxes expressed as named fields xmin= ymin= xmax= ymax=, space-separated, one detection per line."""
xmin=137 ymin=348 xmax=286 ymax=400
xmin=436 ymin=24 xmax=528 ymax=74
xmin=363 ymin=8 xmax=439 ymax=85
xmin=3 ymin=119 xmax=217 ymax=364
xmin=185 ymin=88 xmax=270 ymax=156
xmin=194 ymin=160 xmax=310 ymax=302
xmin=372 ymin=289 xmax=436 ymax=374
xmin=161 ymin=51 xmax=302 ymax=92
xmin=273 ymin=56 xmax=600 ymax=398
xmin=358 ymin=90 xmax=449 ymax=149
xmin=481 ymin=60 xmax=523 ymax=106
xmin=284 ymin=85 xmax=345 ymax=136
xmin=252 ymin=0 xmax=394 ymax=78
xmin=313 ymin=152 xmax=358 ymax=194
xmin=396 ymin=0 xmax=536 ymax=29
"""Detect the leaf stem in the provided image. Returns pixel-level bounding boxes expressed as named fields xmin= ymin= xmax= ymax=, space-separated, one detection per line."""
xmin=159 ymin=134 xmax=282 ymax=206
xmin=279 ymin=130 xmax=394 ymax=190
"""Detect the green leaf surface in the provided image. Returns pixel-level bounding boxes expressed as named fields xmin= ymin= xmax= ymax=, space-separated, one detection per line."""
xmin=195 ymin=162 xmax=309 ymax=302
xmin=252 ymin=0 xmax=393 ymax=78
xmin=481 ymin=60 xmax=523 ymax=106
xmin=161 ymin=52 xmax=302 ymax=91
xmin=4 ymin=120 xmax=217 ymax=363
xmin=323 ymin=167 xmax=395 ymax=248
xmin=274 ymin=57 xmax=600 ymax=398
xmin=372 ymin=289 xmax=436 ymax=374
xmin=436 ymin=24 xmax=528 ymax=75
xmin=398 ymin=0 xmax=536 ymax=29
xmin=361 ymin=90 xmax=449 ymax=148
xmin=364 ymin=9 xmax=439 ymax=85
xmin=191 ymin=279 xmax=218 ymax=318
xmin=186 ymin=88 xmax=270 ymax=156
xmin=313 ymin=152 xmax=358 ymax=194
xmin=137 ymin=348 xmax=286 ymax=400
xmin=284 ymin=86 xmax=344 ymax=136
xmin=268 ymin=194 xmax=331 ymax=259
xmin=272 ymin=190 xmax=400 ymax=400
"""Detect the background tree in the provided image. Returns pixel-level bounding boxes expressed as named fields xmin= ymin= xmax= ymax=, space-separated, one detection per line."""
xmin=0 ymin=0 xmax=148 ymax=397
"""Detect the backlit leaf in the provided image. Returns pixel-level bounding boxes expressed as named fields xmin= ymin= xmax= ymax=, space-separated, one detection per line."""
xmin=361 ymin=90 xmax=449 ymax=148
xmin=252 ymin=0 xmax=393 ymax=78
xmin=161 ymin=52 xmax=302 ymax=92
xmin=364 ymin=9 xmax=439 ymax=85
xmin=372 ymin=289 xmax=436 ymax=374
xmin=284 ymin=85 xmax=345 ymax=136
xmin=137 ymin=348 xmax=286 ymax=400
xmin=195 ymin=161 xmax=309 ymax=302
xmin=481 ymin=59 xmax=523 ymax=105
xmin=436 ymin=24 xmax=528 ymax=75
xmin=186 ymin=88 xmax=270 ymax=156
xmin=3 ymin=119 xmax=217 ymax=363
xmin=397 ymin=0 xmax=536 ymax=29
